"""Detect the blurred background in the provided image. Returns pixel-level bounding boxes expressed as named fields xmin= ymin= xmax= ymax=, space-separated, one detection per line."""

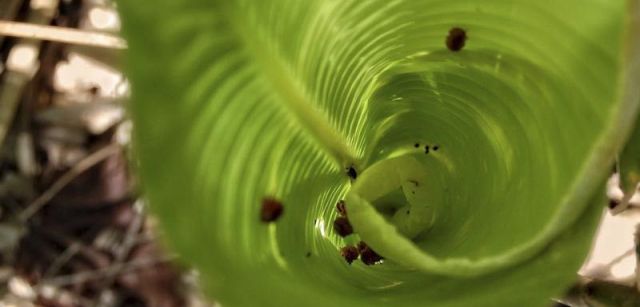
xmin=0 ymin=0 xmax=211 ymax=306
xmin=0 ymin=1 xmax=638 ymax=306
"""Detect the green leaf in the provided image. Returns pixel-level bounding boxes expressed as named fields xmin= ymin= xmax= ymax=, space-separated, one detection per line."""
xmin=118 ymin=0 xmax=640 ymax=306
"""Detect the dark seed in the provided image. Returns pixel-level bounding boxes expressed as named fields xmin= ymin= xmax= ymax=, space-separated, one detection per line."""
xmin=336 ymin=200 xmax=347 ymax=216
xmin=446 ymin=27 xmax=467 ymax=52
xmin=340 ymin=246 xmax=359 ymax=264
xmin=260 ymin=197 xmax=283 ymax=222
xmin=358 ymin=241 xmax=383 ymax=265
xmin=424 ymin=145 xmax=430 ymax=154
xmin=432 ymin=145 xmax=439 ymax=151
xmin=334 ymin=217 xmax=353 ymax=237
xmin=346 ymin=166 xmax=357 ymax=179
xmin=608 ymin=199 xmax=619 ymax=209
xmin=361 ymin=249 xmax=383 ymax=265
xmin=414 ymin=143 xmax=420 ymax=148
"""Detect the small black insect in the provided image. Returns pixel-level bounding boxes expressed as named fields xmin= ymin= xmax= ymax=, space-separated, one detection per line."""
xmin=346 ymin=166 xmax=357 ymax=179
xmin=260 ymin=197 xmax=283 ymax=222
xmin=432 ymin=145 xmax=439 ymax=151
xmin=336 ymin=200 xmax=347 ymax=216
xmin=340 ymin=246 xmax=359 ymax=265
xmin=608 ymin=199 xmax=619 ymax=209
xmin=446 ymin=27 xmax=467 ymax=52
xmin=334 ymin=217 xmax=353 ymax=237
xmin=414 ymin=143 xmax=420 ymax=148
xmin=358 ymin=241 xmax=383 ymax=265
xmin=424 ymin=145 xmax=430 ymax=154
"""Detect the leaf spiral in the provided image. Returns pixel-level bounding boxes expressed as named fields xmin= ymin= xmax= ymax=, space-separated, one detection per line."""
xmin=119 ymin=0 xmax=640 ymax=306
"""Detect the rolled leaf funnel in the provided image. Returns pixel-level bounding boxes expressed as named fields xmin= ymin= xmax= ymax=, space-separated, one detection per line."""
xmin=118 ymin=0 xmax=640 ymax=306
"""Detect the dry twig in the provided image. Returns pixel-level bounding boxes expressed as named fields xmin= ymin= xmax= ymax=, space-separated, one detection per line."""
xmin=0 ymin=21 xmax=127 ymax=49
xmin=19 ymin=143 xmax=121 ymax=221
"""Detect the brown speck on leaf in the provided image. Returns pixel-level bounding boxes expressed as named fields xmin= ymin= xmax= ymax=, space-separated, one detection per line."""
xmin=336 ymin=200 xmax=347 ymax=216
xmin=261 ymin=198 xmax=283 ymax=222
xmin=358 ymin=241 xmax=383 ymax=265
xmin=334 ymin=217 xmax=353 ymax=237
xmin=340 ymin=246 xmax=359 ymax=264
xmin=446 ymin=27 xmax=467 ymax=52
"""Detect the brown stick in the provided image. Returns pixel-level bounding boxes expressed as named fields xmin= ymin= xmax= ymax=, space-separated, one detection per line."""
xmin=0 ymin=21 xmax=127 ymax=49
xmin=19 ymin=143 xmax=121 ymax=221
